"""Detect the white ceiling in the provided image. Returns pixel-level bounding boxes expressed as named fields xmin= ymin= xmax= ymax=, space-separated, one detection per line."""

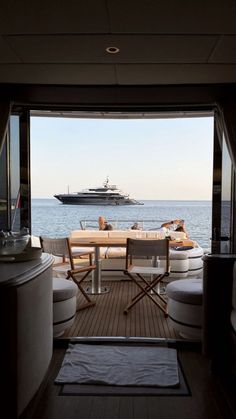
xmin=0 ymin=0 xmax=236 ymax=85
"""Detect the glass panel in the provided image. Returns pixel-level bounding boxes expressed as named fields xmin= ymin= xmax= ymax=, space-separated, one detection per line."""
xmin=232 ymin=172 xmax=236 ymax=253
xmin=211 ymin=120 xmax=221 ymax=252
xmin=10 ymin=115 xmax=21 ymax=231
xmin=0 ymin=138 xmax=8 ymax=230
xmin=220 ymin=134 xmax=232 ymax=252
xmin=0 ymin=110 xmax=31 ymax=235
xmin=19 ymin=111 xmax=31 ymax=231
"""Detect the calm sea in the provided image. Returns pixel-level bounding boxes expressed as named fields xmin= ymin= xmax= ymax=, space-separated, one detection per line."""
xmin=32 ymin=199 xmax=212 ymax=249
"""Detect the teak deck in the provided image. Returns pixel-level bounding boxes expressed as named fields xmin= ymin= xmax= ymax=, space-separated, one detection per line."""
xmin=63 ymin=280 xmax=179 ymax=339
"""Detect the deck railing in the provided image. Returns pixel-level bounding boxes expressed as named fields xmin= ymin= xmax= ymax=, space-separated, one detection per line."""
xmin=79 ymin=219 xmax=164 ymax=231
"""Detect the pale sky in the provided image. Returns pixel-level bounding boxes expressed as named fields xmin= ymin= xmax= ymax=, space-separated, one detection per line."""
xmin=30 ymin=116 xmax=214 ymax=200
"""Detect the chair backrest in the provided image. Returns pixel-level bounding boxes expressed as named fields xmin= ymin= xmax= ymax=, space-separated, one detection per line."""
xmin=40 ymin=237 xmax=73 ymax=267
xmin=126 ymin=238 xmax=170 ymax=271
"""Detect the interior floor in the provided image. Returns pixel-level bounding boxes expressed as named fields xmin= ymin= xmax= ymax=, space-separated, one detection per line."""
xmin=20 ymin=339 xmax=236 ymax=419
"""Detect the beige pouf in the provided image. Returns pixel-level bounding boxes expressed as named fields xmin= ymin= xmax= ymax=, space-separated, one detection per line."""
xmin=53 ymin=278 xmax=78 ymax=337
xmin=166 ymin=278 xmax=203 ymax=340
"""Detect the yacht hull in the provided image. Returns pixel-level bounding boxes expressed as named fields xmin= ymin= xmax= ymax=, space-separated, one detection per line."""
xmin=54 ymin=195 xmax=141 ymax=205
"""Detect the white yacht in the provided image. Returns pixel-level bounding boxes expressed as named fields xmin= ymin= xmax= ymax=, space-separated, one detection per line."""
xmin=54 ymin=177 xmax=143 ymax=205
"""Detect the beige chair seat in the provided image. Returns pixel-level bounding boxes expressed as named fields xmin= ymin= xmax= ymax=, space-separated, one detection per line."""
xmin=128 ymin=266 xmax=165 ymax=275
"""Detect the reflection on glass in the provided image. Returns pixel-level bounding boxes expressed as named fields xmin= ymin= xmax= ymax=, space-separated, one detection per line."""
xmin=10 ymin=115 xmax=20 ymax=231
xmin=0 ymin=139 xmax=8 ymax=230
xmin=221 ymin=135 xmax=231 ymax=252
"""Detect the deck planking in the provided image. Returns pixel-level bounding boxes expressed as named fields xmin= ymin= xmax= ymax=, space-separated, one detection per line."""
xmin=63 ymin=280 xmax=179 ymax=339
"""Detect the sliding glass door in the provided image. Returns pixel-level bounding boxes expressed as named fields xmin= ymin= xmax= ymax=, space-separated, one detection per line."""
xmin=0 ymin=110 xmax=30 ymax=232
xmin=212 ymin=114 xmax=234 ymax=253
xmin=10 ymin=115 xmax=21 ymax=231
xmin=220 ymin=134 xmax=233 ymax=252
xmin=0 ymin=128 xmax=8 ymax=230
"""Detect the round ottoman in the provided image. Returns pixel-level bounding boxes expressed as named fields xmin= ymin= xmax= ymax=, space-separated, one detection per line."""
xmin=187 ymin=247 xmax=204 ymax=276
xmin=168 ymin=251 xmax=189 ymax=278
xmin=166 ymin=278 xmax=203 ymax=340
xmin=53 ymin=278 xmax=78 ymax=337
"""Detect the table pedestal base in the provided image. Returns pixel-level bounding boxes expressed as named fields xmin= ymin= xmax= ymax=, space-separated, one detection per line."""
xmin=88 ymin=248 xmax=111 ymax=294
xmin=86 ymin=286 xmax=110 ymax=295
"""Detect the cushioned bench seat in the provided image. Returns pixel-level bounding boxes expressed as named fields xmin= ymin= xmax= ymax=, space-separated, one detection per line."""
xmin=70 ymin=229 xmax=204 ymax=278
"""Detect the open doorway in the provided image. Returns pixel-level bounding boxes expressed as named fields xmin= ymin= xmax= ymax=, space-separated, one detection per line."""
xmin=29 ymin=111 xmax=214 ymax=339
xmin=30 ymin=113 xmax=214 ymax=249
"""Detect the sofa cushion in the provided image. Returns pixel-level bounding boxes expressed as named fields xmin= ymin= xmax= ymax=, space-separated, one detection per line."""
xmin=146 ymin=231 xmax=165 ymax=239
xmin=70 ymin=246 xmax=106 ymax=259
xmin=70 ymin=229 xmax=187 ymax=241
xmin=105 ymin=247 xmax=126 ymax=258
xmin=70 ymin=230 xmax=109 ymax=238
xmin=108 ymin=230 xmax=146 ymax=238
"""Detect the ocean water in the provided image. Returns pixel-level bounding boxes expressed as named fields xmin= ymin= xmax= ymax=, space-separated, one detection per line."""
xmin=32 ymin=199 xmax=212 ymax=249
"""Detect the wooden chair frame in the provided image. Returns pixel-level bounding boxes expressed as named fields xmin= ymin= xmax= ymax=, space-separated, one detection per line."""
xmin=124 ymin=238 xmax=170 ymax=315
xmin=40 ymin=236 xmax=96 ymax=310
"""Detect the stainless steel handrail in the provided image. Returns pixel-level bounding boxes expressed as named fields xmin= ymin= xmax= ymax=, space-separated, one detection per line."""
xmin=79 ymin=219 xmax=164 ymax=230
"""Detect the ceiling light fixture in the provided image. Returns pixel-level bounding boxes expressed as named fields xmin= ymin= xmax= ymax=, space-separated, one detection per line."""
xmin=106 ymin=46 xmax=120 ymax=54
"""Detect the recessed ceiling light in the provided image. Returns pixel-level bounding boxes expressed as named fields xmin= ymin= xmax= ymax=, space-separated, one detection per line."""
xmin=106 ymin=46 xmax=120 ymax=54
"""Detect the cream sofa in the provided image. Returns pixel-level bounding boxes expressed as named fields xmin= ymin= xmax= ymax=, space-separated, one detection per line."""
xmin=70 ymin=229 xmax=203 ymax=279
